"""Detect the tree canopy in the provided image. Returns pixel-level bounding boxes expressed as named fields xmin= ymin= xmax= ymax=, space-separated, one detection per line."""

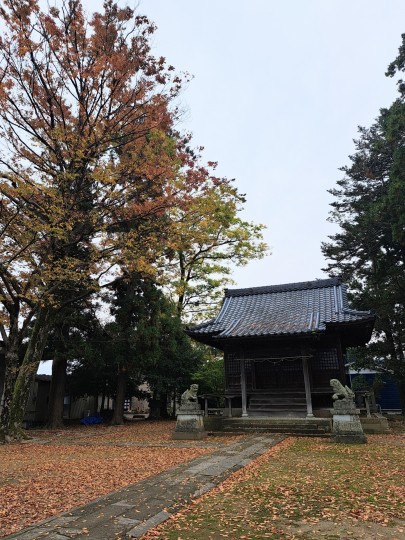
xmin=0 ymin=0 xmax=194 ymax=439
xmin=162 ymin=177 xmax=267 ymax=320
xmin=0 ymin=1 xmax=268 ymax=440
xmin=322 ymin=33 xmax=405 ymax=411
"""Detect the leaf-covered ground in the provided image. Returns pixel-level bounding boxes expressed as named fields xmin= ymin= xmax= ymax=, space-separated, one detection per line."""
xmin=144 ymin=434 xmax=405 ymax=540
xmin=0 ymin=420 xmax=239 ymax=538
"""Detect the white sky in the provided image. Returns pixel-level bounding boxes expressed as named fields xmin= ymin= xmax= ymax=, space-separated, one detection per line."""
xmin=122 ymin=0 xmax=405 ymax=288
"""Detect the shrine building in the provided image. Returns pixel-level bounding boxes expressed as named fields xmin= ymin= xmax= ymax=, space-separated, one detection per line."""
xmin=186 ymin=278 xmax=375 ymax=418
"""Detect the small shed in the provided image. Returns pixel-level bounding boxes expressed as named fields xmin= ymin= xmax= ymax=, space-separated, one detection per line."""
xmin=186 ymin=278 xmax=375 ymax=417
xmin=24 ymin=374 xmax=51 ymax=425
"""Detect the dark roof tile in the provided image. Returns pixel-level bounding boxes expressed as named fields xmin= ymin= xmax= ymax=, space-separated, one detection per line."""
xmin=187 ymin=278 xmax=374 ymax=340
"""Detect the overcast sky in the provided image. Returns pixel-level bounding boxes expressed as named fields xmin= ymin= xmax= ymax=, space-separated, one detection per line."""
xmin=110 ymin=0 xmax=402 ymax=289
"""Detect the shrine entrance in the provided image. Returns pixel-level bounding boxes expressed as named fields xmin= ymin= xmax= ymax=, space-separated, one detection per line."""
xmin=253 ymin=359 xmax=305 ymax=390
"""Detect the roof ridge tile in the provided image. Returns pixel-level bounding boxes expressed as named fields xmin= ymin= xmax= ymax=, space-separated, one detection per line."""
xmin=225 ymin=277 xmax=341 ymax=298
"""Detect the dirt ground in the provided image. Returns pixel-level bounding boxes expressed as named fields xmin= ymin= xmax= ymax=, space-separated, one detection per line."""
xmin=0 ymin=420 xmax=240 ymax=538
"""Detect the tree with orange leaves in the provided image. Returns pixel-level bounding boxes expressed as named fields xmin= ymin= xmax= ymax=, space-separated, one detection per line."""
xmin=0 ymin=0 xmax=203 ymax=440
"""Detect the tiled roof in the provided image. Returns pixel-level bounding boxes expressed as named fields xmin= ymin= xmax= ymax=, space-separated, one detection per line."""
xmin=187 ymin=278 xmax=375 ymax=340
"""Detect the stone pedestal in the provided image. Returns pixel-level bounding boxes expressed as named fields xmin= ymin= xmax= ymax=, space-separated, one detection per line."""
xmin=172 ymin=403 xmax=207 ymax=440
xmin=331 ymin=398 xmax=367 ymax=444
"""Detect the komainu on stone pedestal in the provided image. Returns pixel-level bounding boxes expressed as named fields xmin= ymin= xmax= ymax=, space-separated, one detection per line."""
xmin=179 ymin=383 xmax=200 ymax=411
xmin=172 ymin=384 xmax=207 ymax=440
xmin=330 ymin=379 xmax=367 ymax=444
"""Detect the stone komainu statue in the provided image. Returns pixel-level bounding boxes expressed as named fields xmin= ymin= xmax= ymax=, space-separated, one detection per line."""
xmin=181 ymin=384 xmax=199 ymax=406
xmin=330 ymin=378 xmax=355 ymax=401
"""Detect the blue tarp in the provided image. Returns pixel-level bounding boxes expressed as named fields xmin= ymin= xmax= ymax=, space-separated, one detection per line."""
xmin=350 ymin=373 xmax=402 ymax=411
xmin=80 ymin=415 xmax=103 ymax=425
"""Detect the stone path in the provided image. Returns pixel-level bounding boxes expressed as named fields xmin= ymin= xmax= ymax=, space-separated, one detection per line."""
xmin=5 ymin=434 xmax=284 ymax=540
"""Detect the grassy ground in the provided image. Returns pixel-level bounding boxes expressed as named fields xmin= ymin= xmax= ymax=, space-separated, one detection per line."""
xmin=0 ymin=420 xmax=240 ymax=538
xmin=1 ymin=419 xmax=404 ymax=539
xmin=144 ymin=432 xmax=405 ymax=540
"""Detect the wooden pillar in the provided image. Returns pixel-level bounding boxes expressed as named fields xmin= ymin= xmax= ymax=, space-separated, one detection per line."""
xmin=226 ymin=396 xmax=233 ymax=418
xmin=336 ymin=338 xmax=347 ymax=384
xmin=302 ymin=356 xmax=314 ymax=418
xmin=240 ymin=359 xmax=248 ymax=417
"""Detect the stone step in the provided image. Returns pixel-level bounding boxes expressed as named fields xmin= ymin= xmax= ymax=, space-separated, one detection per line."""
xmin=248 ymin=410 xmax=307 ymax=416
xmin=249 ymin=396 xmax=306 ymax=403
xmin=248 ymin=392 xmax=306 ymax=398
xmin=248 ymin=403 xmax=306 ymax=409
xmin=248 ymin=398 xmax=307 ymax=413
xmin=223 ymin=420 xmax=327 ymax=426
xmin=248 ymin=416 xmax=307 ymax=420
xmin=221 ymin=418 xmax=331 ymax=435
xmin=222 ymin=426 xmax=329 ymax=435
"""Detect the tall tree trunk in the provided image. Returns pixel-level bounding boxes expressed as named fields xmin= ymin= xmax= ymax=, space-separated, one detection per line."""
xmin=47 ymin=352 xmax=67 ymax=429
xmin=382 ymin=319 xmax=405 ymax=413
xmin=176 ymin=250 xmax=186 ymax=316
xmin=0 ymin=322 xmax=21 ymax=443
xmin=111 ymin=367 xmax=127 ymax=425
xmin=100 ymin=393 xmax=105 ymax=413
xmin=47 ymin=324 xmax=69 ymax=429
xmin=171 ymin=388 xmax=177 ymax=418
xmin=93 ymin=395 xmax=99 ymax=415
xmin=159 ymin=391 xmax=169 ymax=418
xmin=149 ymin=389 xmax=161 ymax=420
xmin=0 ymin=353 xmax=5 ymax=407
xmin=7 ymin=308 xmax=52 ymax=441
xmin=399 ymin=379 xmax=405 ymax=415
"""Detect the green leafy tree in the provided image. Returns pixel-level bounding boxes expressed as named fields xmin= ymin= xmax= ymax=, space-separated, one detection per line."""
xmin=44 ymin=304 xmax=108 ymax=427
xmin=192 ymin=348 xmax=225 ymax=410
xmin=105 ymin=274 xmax=161 ymax=424
xmin=99 ymin=273 xmax=203 ymax=423
xmin=162 ymin=177 xmax=268 ymax=321
xmin=322 ymin=34 xmax=405 ymax=412
xmin=145 ymin=308 xmax=204 ymax=418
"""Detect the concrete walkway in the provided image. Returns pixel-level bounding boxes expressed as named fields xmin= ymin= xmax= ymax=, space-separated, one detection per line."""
xmin=6 ymin=434 xmax=285 ymax=540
